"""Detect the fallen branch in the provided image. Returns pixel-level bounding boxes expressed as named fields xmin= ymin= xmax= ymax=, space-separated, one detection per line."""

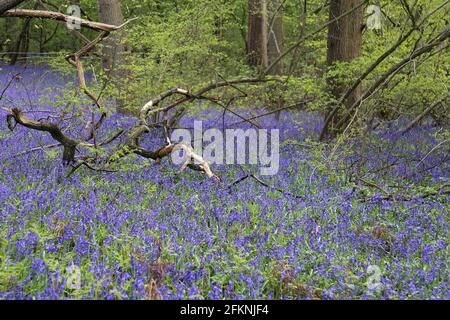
xmin=1 ymin=9 xmax=130 ymax=32
xmin=249 ymin=173 xmax=305 ymax=200
xmin=227 ymin=167 xmax=306 ymax=200
xmin=7 ymin=108 xmax=79 ymax=162
xmin=398 ymin=97 xmax=448 ymax=134
xmin=68 ymin=160 xmax=119 ymax=177
xmin=356 ymin=176 xmax=391 ymax=196
xmin=12 ymin=143 xmax=61 ymax=158
xmin=228 ymin=99 xmax=312 ymax=126
xmin=140 ymin=88 xmax=190 ymax=124
xmin=119 ymin=124 xmax=219 ymax=180
xmin=365 ymin=183 xmax=450 ymax=202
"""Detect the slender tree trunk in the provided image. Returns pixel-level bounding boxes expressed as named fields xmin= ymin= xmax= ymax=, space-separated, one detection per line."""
xmin=267 ymin=0 xmax=284 ymax=120
xmin=267 ymin=0 xmax=283 ymax=75
xmin=247 ymin=0 xmax=268 ymax=70
xmin=1 ymin=15 xmax=15 ymax=60
xmin=98 ymin=0 xmax=127 ymax=113
xmin=325 ymin=0 xmax=363 ymax=133
xmin=9 ymin=7 xmax=31 ymax=64
xmin=3 ymin=0 xmax=30 ymax=64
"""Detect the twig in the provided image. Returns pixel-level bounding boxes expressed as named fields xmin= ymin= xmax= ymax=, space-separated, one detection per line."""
xmin=416 ymin=139 xmax=450 ymax=168
xmin=12 ymin=143 xmax=61 ymax=157
xmin=0 ymin=73 xmax=20 ymax=101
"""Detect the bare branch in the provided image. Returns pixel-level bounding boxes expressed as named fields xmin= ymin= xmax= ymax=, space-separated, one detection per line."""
xmin=7 ymin=108 xmax=79 ymax=162
xmin=0 ymin=73 xmax=20 ymax=101
xmin=320 ymin=1 xmax=450 ymax=139
xmin=399 ymin=96 xmax=448 ymax=134
xmin=2 ymin=9 xmax=122 ymax=32
xmin=334 ymin=28 xmax=450 ymax=132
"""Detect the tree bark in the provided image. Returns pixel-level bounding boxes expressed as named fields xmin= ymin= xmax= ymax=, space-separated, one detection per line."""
xmin=325 ymin=0 xmax=363 ymax=133
xmin=7 ymin=108 xmax=79 ymax=163
xmin=267 ymin=0 xmax=283 ymax=75
xmin=0 ymin=0 xmax=26 ymax=14
xmin=8 ymin=14 xmax=30 ymax=64
xmin=97 ymin=0 xmax=127 ymax=113
xmin=0 ymin=1 xmax=24 ymax=63
xmin=267 ymin=0 xmax=284 ymax=120
xmin=98 ymin=0 xmax=124 ymax=71
xmin=8 ymin=1 xmax=36 ymax=65
xmin=247 ymin=0 xmax=268 ymax=70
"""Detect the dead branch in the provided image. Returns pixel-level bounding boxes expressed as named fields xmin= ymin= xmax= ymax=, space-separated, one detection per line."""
xmin=229 ymin=99 xmax=312 ymax=126
xmin=119 ymin=76 xmax=277 ymax=180
xmin=249 ymin=173 xmax=305 ymax=199
xmin=356 ymin=176 xmax=391 ymax=196
xmin=173 ymin=143 xmax=219 ymax=180
xmin=364 ymin=183 xmax=450 ymax=202
xmin=0 ymin=73 xmax=20 ymax=101
xmin=140 ymin=77 xmax=277 ymax=125
xmin=120 ymin=128 xmax=219 ymax=180
xmin=7 ymin=108 xmax=79 ymax=162
xmin=2 ymin=9 xmax=125 ymax=32
xmin=227 ymin=166 xmax=305 ymax=199
xmin=12 ymin=143 xmax=61 ymax=158
xmin=140 ymin=88 xmax=190 ymax=124
xmin=227 ymin=174 xmax=250 ymax=189
xmin=126 ymin=76 xmax=277 ymax=178
xmin=398 ymin=97 xmax=448 ymax=134
xmin=68 ymin=160 xmax=119 ymax=177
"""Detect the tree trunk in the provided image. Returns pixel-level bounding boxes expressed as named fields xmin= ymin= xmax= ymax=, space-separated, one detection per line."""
xmin=98 ymin=0 xmax=127 ymax=113
xmin=247 ymin=0 xmax=268 ymax=70
xmin=9 ymin=5 xmax=32 ymax=65
xmin=98 ymin=0 xmax=124 ymax=71
xmin=267 ymin=0 xmax=283 ymax=75
xmin=2 ymin=0 xmax=29 ymax=64
xmin=0 ymin=0 xmax=26 ymax=14
xmin=325 ymin=0 xmax=363 ymax=132
xmin=267 ymin=0 xmax=284 ymax=120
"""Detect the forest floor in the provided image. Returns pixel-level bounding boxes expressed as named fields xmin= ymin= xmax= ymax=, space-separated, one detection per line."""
xmin=0 ymin=65 xmax=448 ymax=299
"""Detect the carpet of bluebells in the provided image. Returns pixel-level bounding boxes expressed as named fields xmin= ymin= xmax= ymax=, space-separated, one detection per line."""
xmin=0 ymin=65 xmax=449 ymax=300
